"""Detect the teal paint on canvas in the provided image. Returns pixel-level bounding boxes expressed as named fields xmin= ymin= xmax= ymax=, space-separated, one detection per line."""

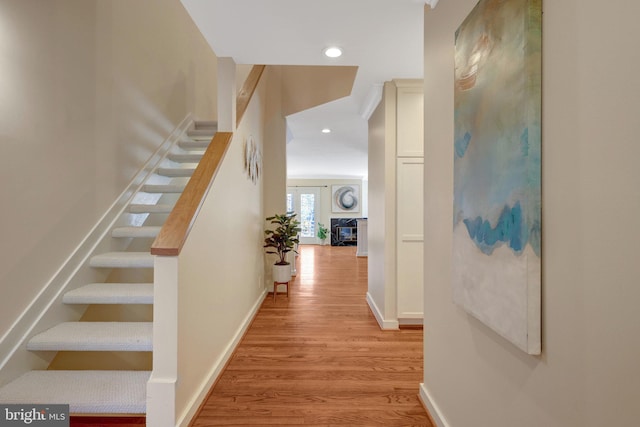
xmin=452 ymin=0 xmax=542 ymax=354
xmin=453 ymin=0 xmax=541 ymax=257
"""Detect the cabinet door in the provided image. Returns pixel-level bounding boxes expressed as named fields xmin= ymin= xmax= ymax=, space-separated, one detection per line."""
xmin=396 ymin=158 xmax=424 ymax=321
xmin=396 ymin=86 xmax=424 ymax=157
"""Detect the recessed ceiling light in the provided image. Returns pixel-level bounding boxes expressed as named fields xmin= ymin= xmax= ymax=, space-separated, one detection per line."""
xmin=323 ymin=46 xmax=343 ymax=58
xmin=321 ymin=128 xmax=332 ymax=134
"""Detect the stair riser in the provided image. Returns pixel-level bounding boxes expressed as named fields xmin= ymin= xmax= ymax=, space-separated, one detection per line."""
xmin=112 ymin=227 xmax=161 ymax=238
xmin=63 ymin=283 xmax=153 ymax=305
xmin=178 ymin=141 xmax=210 ymax=150
xmin=90 ymin=253 xmax=154 ymax=269
xmin=167 ymin=154 xmax=203 ymax=163
xmin=156 ymin=168 xmax=195 ymax=177
xmin=128 ymin=204 xmax=173 ymax=214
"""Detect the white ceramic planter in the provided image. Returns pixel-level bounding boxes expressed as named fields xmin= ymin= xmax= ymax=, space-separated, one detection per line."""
xmin=272 ymin=263 xmax=292 ymax=283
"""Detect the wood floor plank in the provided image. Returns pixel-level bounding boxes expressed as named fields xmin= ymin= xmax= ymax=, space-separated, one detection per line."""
xmin=70 ymin=416 xmax=145 ymax=426
xmin=190 ymin=245 xmax=432 ymax=426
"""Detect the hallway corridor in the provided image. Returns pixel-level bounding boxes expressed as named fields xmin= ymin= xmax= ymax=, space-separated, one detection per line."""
xmin=191 ymin=245 xmax=432 ymax=426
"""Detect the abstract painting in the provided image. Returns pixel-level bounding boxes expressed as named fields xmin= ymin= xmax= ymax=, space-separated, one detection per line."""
xmin=243 ymin=135 xmax=261 ymax=184
xmin=453 ymin=0 xmax=542 ymax=354
xmin=332 ymin=185 xmax=360 ymax=213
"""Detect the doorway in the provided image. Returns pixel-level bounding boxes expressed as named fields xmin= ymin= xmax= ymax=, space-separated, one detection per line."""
xmin=287 ymin=187 xmax=321 ymax=245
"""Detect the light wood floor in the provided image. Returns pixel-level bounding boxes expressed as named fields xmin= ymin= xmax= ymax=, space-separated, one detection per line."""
xmin=190 ymin=245 xmax=432 ymax=426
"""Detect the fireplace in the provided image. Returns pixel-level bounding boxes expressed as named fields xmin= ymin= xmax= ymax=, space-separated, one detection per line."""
xmin=331 ymin=218 xmax=359 ymax=246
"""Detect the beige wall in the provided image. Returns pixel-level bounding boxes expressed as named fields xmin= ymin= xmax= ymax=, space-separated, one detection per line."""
xmin=422 ymin=1 xmax=640 ymax=426
xmin=175 ymin=72 xmax=267 ymax=423
xmin=261 ymin=66 xmax=288 ymax=281
xmin=367 ymin=83 xmax=397 ymax=321
xmin=281 ymin=66 xmax=358 ymax=116
xmin=262 ymin=66 xmax=287 ymax=220
xmin=0 ymin=0 xmax=217 ymax=341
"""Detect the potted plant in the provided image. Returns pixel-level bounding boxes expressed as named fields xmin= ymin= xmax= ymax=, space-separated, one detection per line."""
xmin=317 ymin=223 xmax=329 ymax=245
xmin=264 ymin=212 xmax=301 ymax=283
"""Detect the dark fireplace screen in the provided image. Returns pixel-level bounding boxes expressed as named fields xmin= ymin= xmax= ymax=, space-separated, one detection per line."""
xmin=331 ymin=218 xmax=359 ymax=246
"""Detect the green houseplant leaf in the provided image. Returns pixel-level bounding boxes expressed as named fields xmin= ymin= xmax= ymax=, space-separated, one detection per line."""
xmin=317 ymin=223 xmax=328 ymax=241
xmin=263 ymin=212 xmax=301 ymax=265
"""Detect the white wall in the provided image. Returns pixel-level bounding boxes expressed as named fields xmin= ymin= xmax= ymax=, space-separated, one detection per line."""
xmin=422 ymin=1 xmax=640 ymax=426
xmin=0 ymin=0 xmax=217 ymax=346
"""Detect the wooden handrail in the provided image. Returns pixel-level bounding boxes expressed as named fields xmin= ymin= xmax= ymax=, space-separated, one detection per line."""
xmin=150 ymin=64 xmax=266 ymax=256
xmin=150 ymin=132 xmax=233 ymax=256
xmin=236 ymin=65 xmax=265 ymax=127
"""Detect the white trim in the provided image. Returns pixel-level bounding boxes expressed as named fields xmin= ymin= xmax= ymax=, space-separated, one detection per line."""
xmin=0 ymin=114 xmax=193 ymax=385
xmin=366 ymin=292 xmax=399 ymax=330
xmin=176 ymin=289 xmax=267 ymax=427
xmin=359 ymin=83 xmax=384 ymax=120
xmin=146 ymin=375 xmax=176 ymax=425
xmin=401 ymin=234 xmax=424 ymax=242
xmin=393 ymin=79 xmax=424 ymax=88
xmin=419 ymin=383 xmax=450 ymax=427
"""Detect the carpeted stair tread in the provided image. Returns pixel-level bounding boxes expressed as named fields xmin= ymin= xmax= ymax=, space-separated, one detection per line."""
xmin=0 ymin=370 xmax=150 ymax=414
xmin=90 ymin=252 xmax=153 ymax=268
xmin=141 ymin=183 xmax=186 ymax=193
xmin=156 ymin=166 xmax=196 ymax=177
xmin=112 ymin=226 xmax=161 ymax=238
xmin=187 ymin=121 xmax=217 ymax=139
xmin=63 ymin=283 xmax=153 ymax=305
xmin=178 ymin=140 xmax=210 ymax=150
xmin=166 ymin=153 xmax=203 ymax=163
xmin=193 ymin=120 xmax=217 ymax=129
xmin=128 ymin=203 xmax=174 ymax=214
xmin=27 ymin=322 xmax=152 ymax=351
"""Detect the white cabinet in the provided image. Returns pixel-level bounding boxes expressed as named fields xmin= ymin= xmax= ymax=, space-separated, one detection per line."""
xmin=396 ymin=84 xmax=424 ymax=157
xmin=396 ymin=158 xmax=424 ymax=321
xmin=395 ymin=81 xmax=424 ymax=325
xmin=366 ymin=79 xmax=424 ymax=328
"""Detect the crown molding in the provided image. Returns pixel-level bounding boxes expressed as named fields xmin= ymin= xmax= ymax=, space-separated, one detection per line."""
xmin=359 ymin=83 xmax=384 ymax=121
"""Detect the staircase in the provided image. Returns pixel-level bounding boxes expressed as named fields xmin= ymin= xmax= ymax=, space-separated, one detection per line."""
xmin=0 ymin=121 xmax=217 ymax=415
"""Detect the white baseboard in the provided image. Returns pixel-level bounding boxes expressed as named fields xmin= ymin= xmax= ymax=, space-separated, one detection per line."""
xmin=419 ymin=383 xmax=450 ymax=427
xmin=365 ymin=292 xmax=399 ymax=330
xmin=398 ymin=312 xmax=424 ymax=327
xmin=177 ymin=289 xmax=267 ymax=427
xmin=0 ymin=114 xmax=193 ymax=386
xmin=146 ymin=375 xmax=177 ymax=427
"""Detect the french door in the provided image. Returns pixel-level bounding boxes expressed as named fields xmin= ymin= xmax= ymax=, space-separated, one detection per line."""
xmin=287 ymin=187 xmax=320 ymax=245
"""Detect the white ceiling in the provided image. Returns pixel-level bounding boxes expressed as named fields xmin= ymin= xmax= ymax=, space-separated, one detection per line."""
xmin=181 ymin=0 xmax=426 ymax=180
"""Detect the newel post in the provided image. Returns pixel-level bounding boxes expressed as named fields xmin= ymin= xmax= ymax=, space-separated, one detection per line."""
xmin=146 ymin=255 xmax=179 ymax=427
